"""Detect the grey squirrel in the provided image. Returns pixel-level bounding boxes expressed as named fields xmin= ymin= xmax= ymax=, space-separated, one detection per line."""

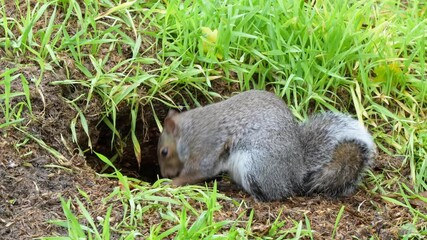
xmin=157 ymin=90 xmax=376 ymax=201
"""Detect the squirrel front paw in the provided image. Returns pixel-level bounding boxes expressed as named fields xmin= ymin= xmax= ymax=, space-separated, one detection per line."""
xmin=171 ymin=177 xmax=188 ymax=186
xmin=171 ymin=175 xmax=205 ymax=186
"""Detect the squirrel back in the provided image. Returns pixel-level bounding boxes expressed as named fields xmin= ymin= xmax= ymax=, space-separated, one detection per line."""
xmin=157 ymin=90 xmax=376 ymax=201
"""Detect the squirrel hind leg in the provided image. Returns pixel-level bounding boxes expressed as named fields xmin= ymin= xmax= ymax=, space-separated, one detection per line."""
xmin=304 ymin=140 xmax=373 ymax=198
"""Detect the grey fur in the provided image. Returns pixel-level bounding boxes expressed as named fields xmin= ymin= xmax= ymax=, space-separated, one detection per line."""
xmin=158 ymin=90 xmax=376 ymax=201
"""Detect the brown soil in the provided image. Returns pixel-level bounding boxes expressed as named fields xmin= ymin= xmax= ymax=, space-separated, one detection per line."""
xmin=0 ymin=60 xmax=422 ymax=239
xmin=1 ymin=1 xmax=425 ymax=239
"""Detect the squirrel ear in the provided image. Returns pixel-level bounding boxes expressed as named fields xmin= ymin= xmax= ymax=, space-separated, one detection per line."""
xmin=166 ymin=109 xmax=179 ymax=118
xmin=164 ymin=110 xmax=179 ymax=135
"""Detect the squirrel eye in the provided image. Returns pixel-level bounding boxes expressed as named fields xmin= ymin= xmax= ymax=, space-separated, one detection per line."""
xmin=161 ymin=147 xmax=168 ymax=157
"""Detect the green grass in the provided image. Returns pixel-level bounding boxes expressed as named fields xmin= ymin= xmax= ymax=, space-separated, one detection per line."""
xmin=42 ymin=152 xmax=314 ymax=239
xmin=0 ymin=67 xmax=31 ymax=128
xmin=1 ymin=0 xmax=426 ymax=238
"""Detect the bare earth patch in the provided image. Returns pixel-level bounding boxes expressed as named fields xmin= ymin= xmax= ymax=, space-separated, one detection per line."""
xmin=0 ymin=61 xmax=422 ymax=239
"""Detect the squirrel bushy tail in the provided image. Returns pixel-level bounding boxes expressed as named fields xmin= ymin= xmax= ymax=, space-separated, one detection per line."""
xmin=300 ymin=112 xmax=376 ymax=198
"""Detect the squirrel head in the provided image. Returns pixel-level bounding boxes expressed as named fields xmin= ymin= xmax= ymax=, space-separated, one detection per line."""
xmin=157 ymin=110 xmax=184 ymax=178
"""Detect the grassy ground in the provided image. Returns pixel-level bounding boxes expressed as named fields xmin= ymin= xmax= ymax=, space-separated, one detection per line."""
xmin=1 ymin=0 xmax=426 ymax=239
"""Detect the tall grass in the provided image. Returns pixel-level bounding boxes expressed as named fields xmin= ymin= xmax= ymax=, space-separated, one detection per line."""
xmin=149 ymin=0 xmax=427 ymax=193
xmin=1 ymin=0 xmax=426 ymax=238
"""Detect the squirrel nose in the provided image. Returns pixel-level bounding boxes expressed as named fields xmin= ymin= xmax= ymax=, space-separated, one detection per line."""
xmin=162 ymin=167 xmax=181 ymax=178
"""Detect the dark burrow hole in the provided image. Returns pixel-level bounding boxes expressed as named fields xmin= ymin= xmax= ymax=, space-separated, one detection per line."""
xmin=84 ymin=104 xmax=228 ymax=186
xmin=85 ymin=103 xmax=168 ymax=184
xmin=83 ymin=89 xmax=236 ymax=186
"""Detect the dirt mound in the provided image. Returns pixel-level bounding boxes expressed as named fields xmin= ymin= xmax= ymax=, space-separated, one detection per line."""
xmin=0 ymin=61 xmax=114 ymax=238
